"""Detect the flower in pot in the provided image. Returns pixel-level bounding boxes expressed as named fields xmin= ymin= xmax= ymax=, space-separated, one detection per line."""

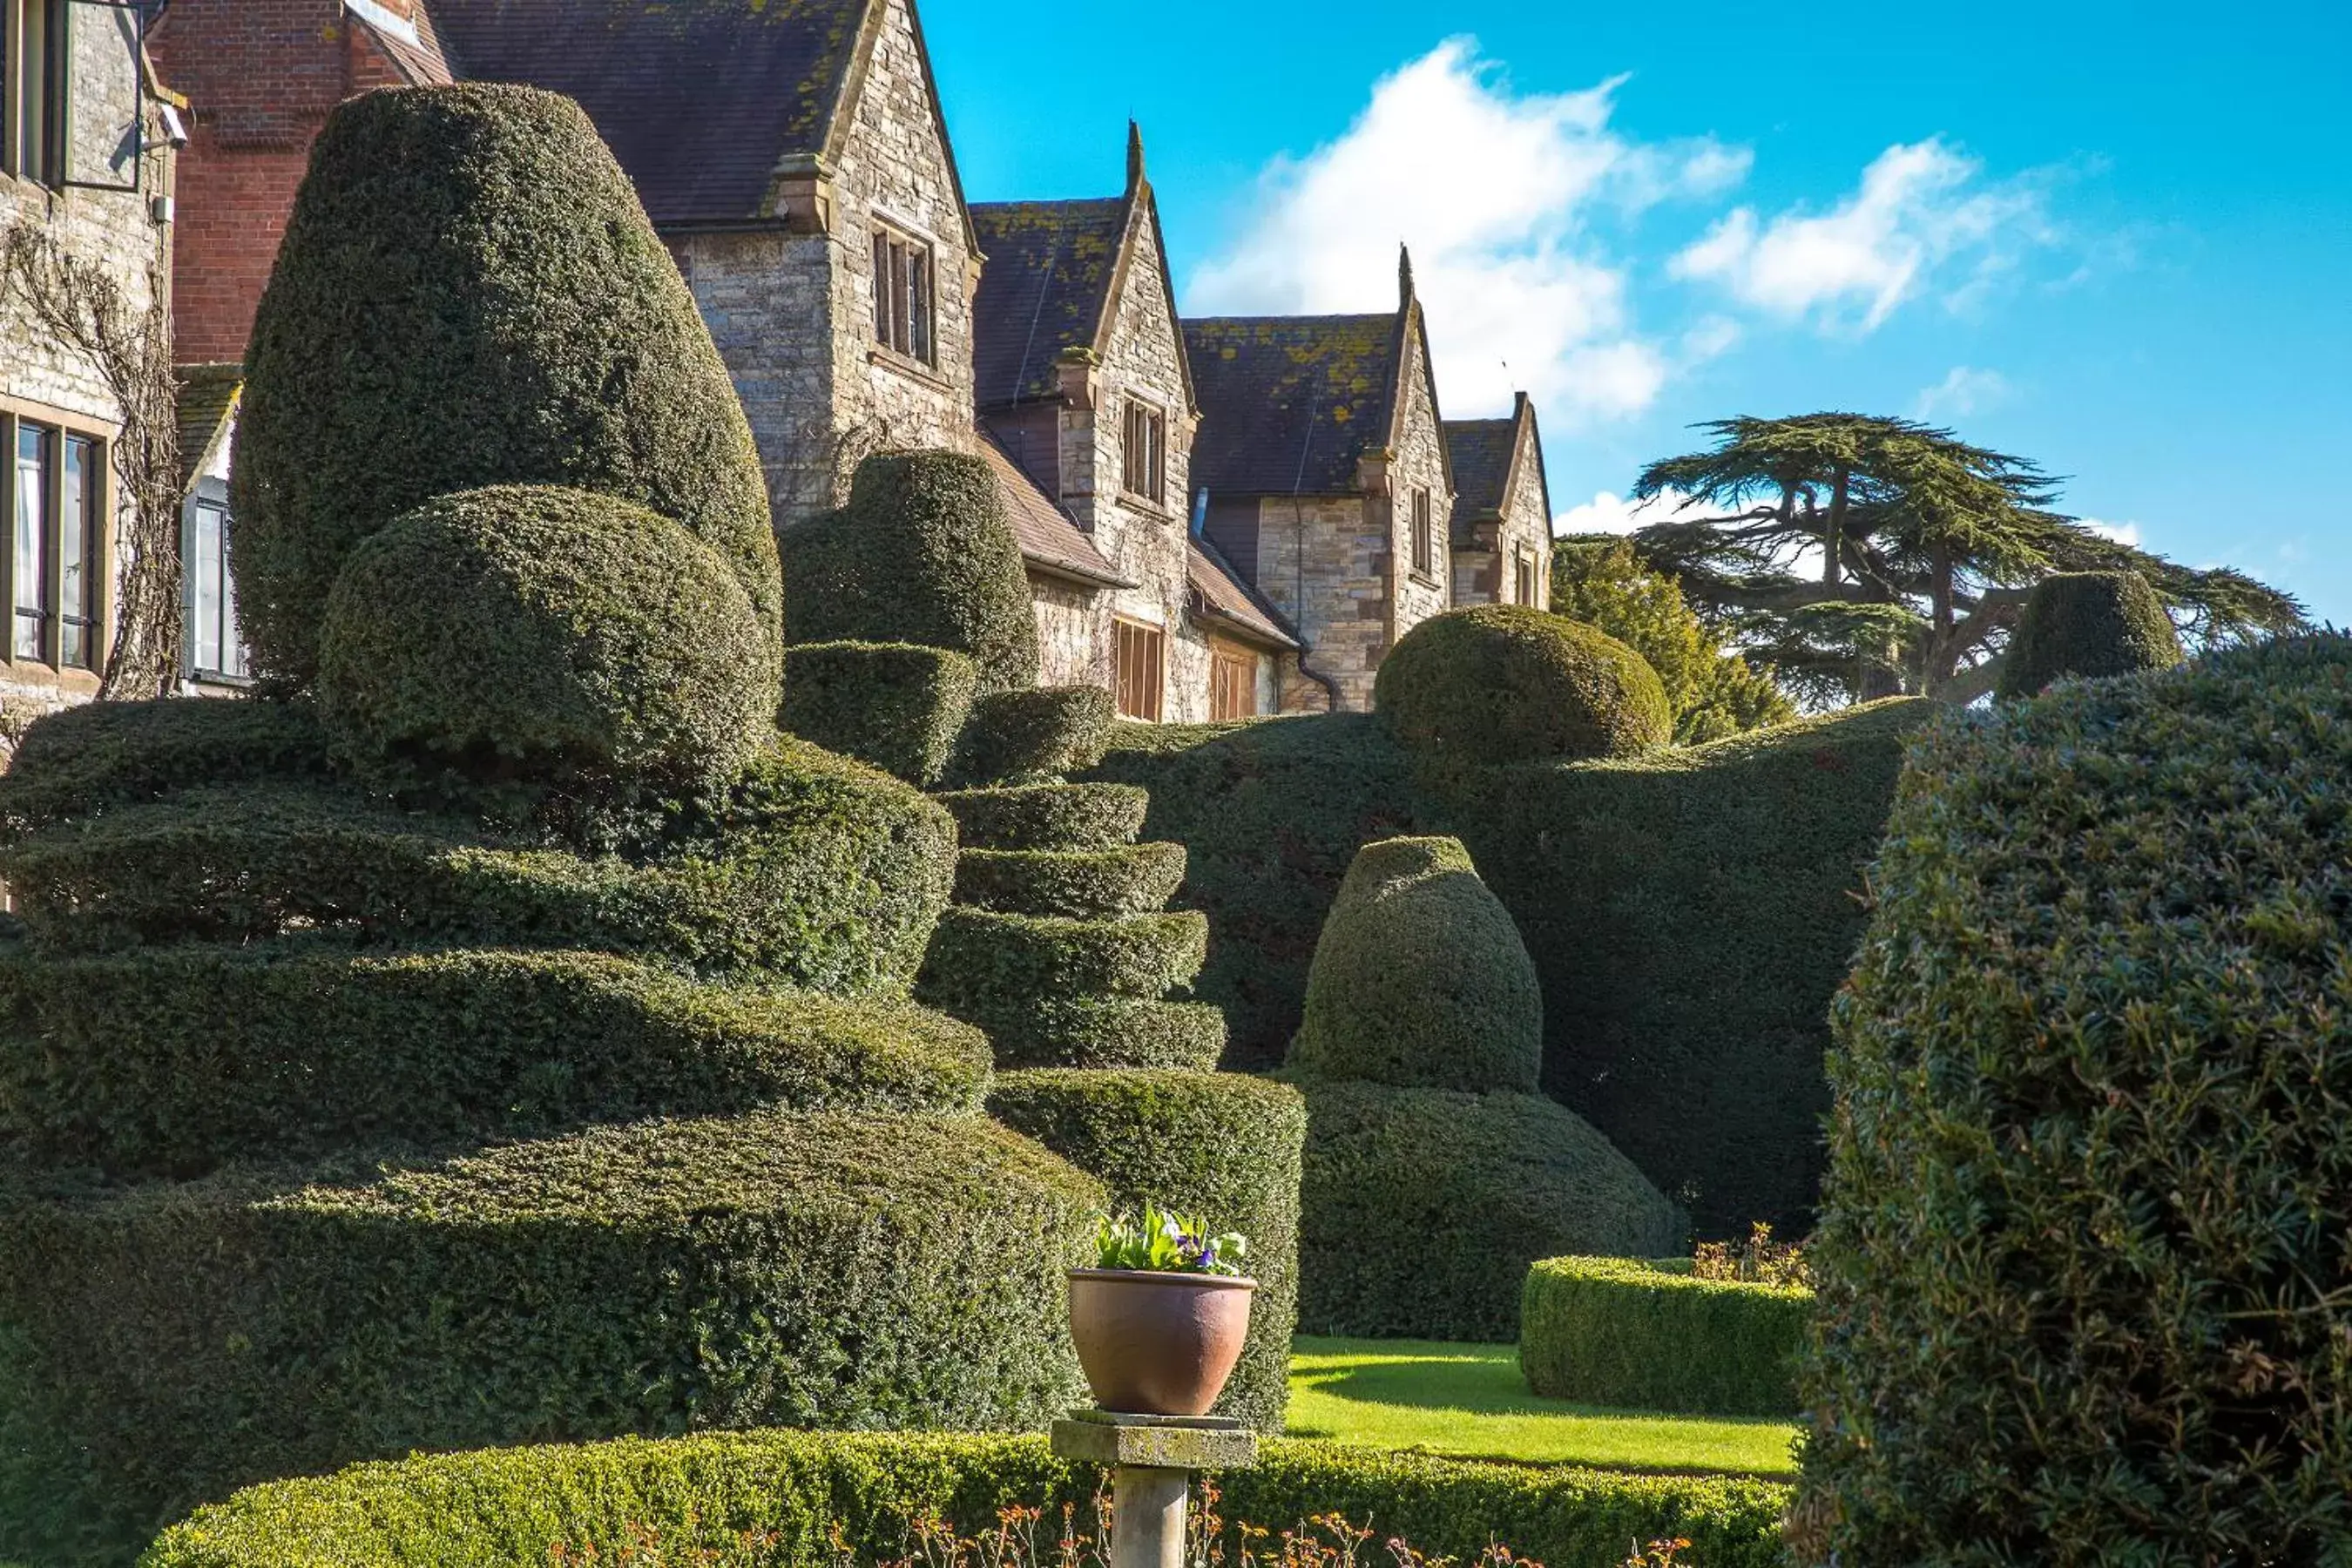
xmin=1068 ymin=1206 xmax=1255 ymax=1417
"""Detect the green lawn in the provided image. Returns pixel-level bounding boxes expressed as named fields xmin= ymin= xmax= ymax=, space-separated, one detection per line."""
xmin=1288 ymin=1337 xmax=1801 ymax=1478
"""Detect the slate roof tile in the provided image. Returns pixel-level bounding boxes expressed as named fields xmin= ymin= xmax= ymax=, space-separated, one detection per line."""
xmin=1187 ymin=537 xmax=1297 ymax=649
xmin=977 ymin=429 xmax=1131 ymax=589
xmin=1182 ymin=314 xmax=1399 ymax=497
xmin=428 ymin=0 xmax=870 ymax=227
xmin=970 ymin=199 xmax=1125 ymax=407
xmin=1445 ymin=417 xmax=1517 ymax=527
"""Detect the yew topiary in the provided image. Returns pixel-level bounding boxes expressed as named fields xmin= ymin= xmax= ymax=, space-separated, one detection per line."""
xmin=233 ymin=84 xmax=778 ymax=686
xmin=1799 ymin=636 xmax=2352 ymax=1564
xmin=316 ymin=486 xmax=774 ymax=834
xmin=1994 ymin=569 xmax=2185 ymax=700
xmin=1288 ymin=836 xmax=1540 ymax=1094
xmin=779 ymin=451 xmax=1039 ymax=693
xmin=1375 ymin=606 xmax=1670 ymax=764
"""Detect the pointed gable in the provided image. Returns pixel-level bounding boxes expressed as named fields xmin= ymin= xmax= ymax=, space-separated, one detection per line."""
xmin=1182 ymin=314 xmax=1401 ymax=496
xmin=430 ymin=0 xmax=881 ymax=227
xmin=1446 ymin=393 xmax=1550 ymax=540
xmin=969 ymin=199 xmax=1127 ymax=405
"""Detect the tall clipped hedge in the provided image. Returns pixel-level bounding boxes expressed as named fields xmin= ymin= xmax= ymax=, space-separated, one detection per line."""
xmin=0 ymin=1114 xmax=1098 ymax=1563
xmin=1435 ymin=700 xmax=1934 ymax=1235
xmin=779 ymin=452 xmax=1039 ymax=693
xmin=1797 ymin=637 xmax=2352 ymax=1565
xmin=144 ymin=1434 xmax=1792 ymax=1568
xmin=1093 ymin=703 xmax=1930 ymax=1233
xmin=233 ymin=84 xmax=777 ymax=686
xmin=1375 ymin=606 xmax=1671 ymax=764
xmin=1994 ymin=568 xmax=2184 ymax=700
xmin=1289 ymin=836 xmax=1541 ymax=1093
xmin=988 ymin=1069 xmax=1305 ymax=1434
xmin=1085 ymin=716 xmax=1423 ymax=1068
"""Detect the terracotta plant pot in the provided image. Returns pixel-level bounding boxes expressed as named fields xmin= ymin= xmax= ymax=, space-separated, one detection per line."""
xmin=1066 ymin=1268 xmax=1258 ymax=1416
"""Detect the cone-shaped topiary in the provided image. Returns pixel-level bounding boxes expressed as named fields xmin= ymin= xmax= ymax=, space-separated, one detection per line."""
xmin=317 ymin=486 xmax=774 ymax=838
xmin=1284 ymin=837 xmax=1683 ymax=1339
xmin=1994 ymin=569 xmax=2185 ymax=700
xmin=1375 ymin=606 xmax=1670 ymax=764
xmin=233 ymin=84 xmax=780 ymax=687
xmin=1795 ymin=636 xmax=2352 ymax=1565
xmin=1289 ymin=837 xmax=1541 ymax=1093
xmin=780 ymin=452 xmax=1040 ymax=693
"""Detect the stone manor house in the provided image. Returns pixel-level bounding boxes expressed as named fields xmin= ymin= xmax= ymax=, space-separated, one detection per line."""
xmin=12 ymin=0 xmax=1557 ymax=724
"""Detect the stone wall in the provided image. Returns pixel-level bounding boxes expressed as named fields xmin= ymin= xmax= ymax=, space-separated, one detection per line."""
xmin=1247 ymin=492 xmax=1382 ymax=712
xmin=1494 ymin=410 xmax=1551 ymax=611
xmin=1031 ymin=572 xmax=1104 ymax=689
xmin=820 ymin=0 xmax=977 ymax=505
xmin=1058 ymin=194 xmax=1208 ymax=719
xmin=1385 ymin=318 xmax=1455 ymax=644
xmin=1 ymin=57 xmax=171 ymax=714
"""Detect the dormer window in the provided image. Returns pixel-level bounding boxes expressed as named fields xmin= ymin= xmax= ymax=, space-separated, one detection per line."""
xmin=872 ymin=224 xmax=936 ymax=366
xmin=1410 ymin=488 xmax=1435 ymax=578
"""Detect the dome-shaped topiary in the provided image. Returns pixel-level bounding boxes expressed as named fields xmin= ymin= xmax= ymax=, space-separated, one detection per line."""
xmin=1798 ymin=636 xmax=2352 ymax=1565
xmin=779 ymin=451 xmax=1040 ymax=693
xmin=1375 ymin=607 xmax=1670 ymax=763
xmin=316 ymin=486 xmax=774 ymax=830
xmin=233 ymin=84 xmax=780 ymax=686
xmin=1994 ymin=569 xmax=2185 ymax=700
xmin=1288 ymin=836 xmax=1541 ymax=1094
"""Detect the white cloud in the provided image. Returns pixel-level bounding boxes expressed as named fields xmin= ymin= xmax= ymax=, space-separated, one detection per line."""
xmin=1670 ymin=139 xmax=2057 ymax=331
xmin=1554 ymin=488 xmax=1693 ymax=537
xmin=1914 ymin=366 xmax=2011 ymax=421
xmin=1186 ymin=38 xmax=1747 ymax=426
xmin=2079 ymin=517 xmax=2143 ymax=548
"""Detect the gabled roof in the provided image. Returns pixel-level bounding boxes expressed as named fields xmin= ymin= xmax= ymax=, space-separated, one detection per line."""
xmin=429 ymin=0 xmax=973 ymax=238
xmin=1186 ymin=246 xmax=1450 ymax=499
xmin=970 ymin=198 xmax=1125 ymax=405
xmin=174 ymin=364 xmax=242 ymax=494
xmin=1444 ymin=393 xmax=1551 ymax=543
xmin=1182 ymin=314 xmax=1401 ymax=496
xmin=970 ymin=126 xmax=1196 ymax=415
xmin=1187 ymin=537 xmax=1298 ymax=650
xmin=358 ymin=3 xmax=456 ymax=85
xmin=977 ymin=428 xmax=1132 ymax=590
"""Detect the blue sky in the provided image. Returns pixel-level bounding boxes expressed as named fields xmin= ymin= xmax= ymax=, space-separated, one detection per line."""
xmin=925 ymin=0 xmax=2352 ymax=625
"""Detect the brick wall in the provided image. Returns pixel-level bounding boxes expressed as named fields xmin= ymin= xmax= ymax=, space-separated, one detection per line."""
xmin=147 ymin=0 xmax=389 ymax=365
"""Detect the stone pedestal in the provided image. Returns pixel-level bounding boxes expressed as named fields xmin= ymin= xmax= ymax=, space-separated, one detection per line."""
xmin=1051 ymin=1410 xmax=1260 ymax=1568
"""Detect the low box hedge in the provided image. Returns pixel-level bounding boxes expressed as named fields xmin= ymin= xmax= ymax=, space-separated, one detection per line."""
xmin=0 ymin=1113 xmax=1099 ymax=1566
xmin=987 ymin=1068 xmax=1306 ymax=1434
xmin=951 ymin=994 xmax=1227 ymax=1071
xmin=143 ymin=1432 xmax=1791 ymax=1568
xmin=779 ymin=642 xmax=978 ymax=787
xmin=2 ymin=740 xmax=956 ymax=996
xmin=953 ymin=686 xmax=1115 ymax=786
xmin=0 ymin=944 xmax=990 ymax=1177
xmin=953 ymin=843 xmax=1187 ymax=919
xmin=1520 ymin=1255 xmax=1810 ymax=1418
xmin=936 ymin=783 xmax=1148 ymax=852
xmin=916 ymin=908 xmax=1207 ymax=1017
